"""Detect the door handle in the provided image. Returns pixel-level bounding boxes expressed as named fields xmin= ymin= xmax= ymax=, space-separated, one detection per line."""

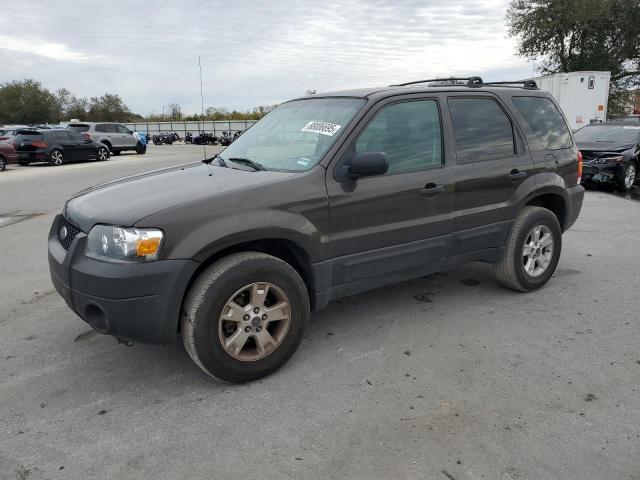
xmin=507 ymin=169 xmax=527 ymax=181
xmin=419 ymin=183 xmax=444 ymax=196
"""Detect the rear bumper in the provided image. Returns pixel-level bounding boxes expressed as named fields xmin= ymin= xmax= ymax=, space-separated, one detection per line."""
xmin=48 ymin=214 xmax=199 ymax=345
xmin=565 ymin=185 xmax=585 ymax=231
xmin=17 ymin=151 xmax=47 ymax=161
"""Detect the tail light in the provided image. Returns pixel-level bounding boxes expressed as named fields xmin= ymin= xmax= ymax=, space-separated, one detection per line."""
xmin=83 ymin=133 xmax=91 ymax=140
xmin=32 ymin=141 xmax=48 ymax=148
xmin=577 ymin=150 xmax=583 ymax=184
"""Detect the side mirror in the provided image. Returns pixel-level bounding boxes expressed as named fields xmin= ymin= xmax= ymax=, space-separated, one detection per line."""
xmin=347 ymin=152 xmax=388 ymax=179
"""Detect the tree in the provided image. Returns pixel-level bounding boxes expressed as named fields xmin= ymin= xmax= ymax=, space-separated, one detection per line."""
xmin=506 ymin=0 xmax=640 ymax=116
xmin=165 ymin=103 xmax=181 ymax=120
xmin=0 ymin=79 xmax=57 ymax=124
xmin=87 ymin=93 xmax=132 ymax=122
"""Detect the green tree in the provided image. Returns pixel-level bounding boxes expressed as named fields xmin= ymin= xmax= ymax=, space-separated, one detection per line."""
xmin=87 ymin=93 xmax=133 ymax=122
xmin=506 ymin=0 xmax=640 ymax=116
xmin=0 ymin=79 xmax=57 ymax=124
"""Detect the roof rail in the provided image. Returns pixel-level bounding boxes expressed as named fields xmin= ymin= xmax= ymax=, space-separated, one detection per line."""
xmin=390 ymin=77 xmax=483 ymax=87
xmin=483 ymin=80 xmax=538 ymax=89
xmin=389 ymin=77 xmax=538 ymax=90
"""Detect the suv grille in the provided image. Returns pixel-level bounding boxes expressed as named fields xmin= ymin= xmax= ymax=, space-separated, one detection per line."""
xmin=58 ymin=218 xmax=81 ymax=250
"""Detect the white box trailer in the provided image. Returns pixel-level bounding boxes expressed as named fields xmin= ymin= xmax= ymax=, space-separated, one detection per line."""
xmin=532 ymin=71 xmax=611 ymax=130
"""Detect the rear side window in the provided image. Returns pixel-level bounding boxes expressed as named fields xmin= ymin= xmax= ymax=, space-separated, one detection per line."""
xmin=116 ymin=124 xmax=130 ymax=133
xmin=512 ymin=96 xmax=573 ymax=150
xmin=448 ymin=97 xmax=515 ymax=163
xmin=68 ymin=131 xmax=86 ymax=141
xmin=68 ymin=124 xmax=90 ymax=132
xmin=355 ymin=99 xmax=443 ymax=174
xmin=52 ymin=131 xmax=71 ymax=141
xmin=95 ymin=124 xmax=106 ymax=132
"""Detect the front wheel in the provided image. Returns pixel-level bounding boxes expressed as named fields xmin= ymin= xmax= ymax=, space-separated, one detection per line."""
xmin=495 ymin=206 xmax=562 ymax=292
xmin=49 ymin=149 xmax=64 ymax=166
xmin=619 ymin=162 xmax=636 ymax=192
xmin=181 ymin=252 xmax=310 ymax=383
xmin=136 ymin=142 xmax=146 ymax=154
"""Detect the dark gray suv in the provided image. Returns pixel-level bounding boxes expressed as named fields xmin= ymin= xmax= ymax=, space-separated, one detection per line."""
xmin=48 ymin=77 xmax=584 ymax=382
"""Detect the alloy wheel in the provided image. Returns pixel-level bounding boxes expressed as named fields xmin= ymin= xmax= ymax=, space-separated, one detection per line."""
xmin=218 ymin=282 xmax=291 ymax=362
xmin=624 ymin=164 xmax=636 ymax=189
xmin=98 ymin=148 xmax=108 ymax=161
xmin=51 ymin=151 xmax=63 ymax=166
xmin=522 ymin=224 xmax=554 ymax=277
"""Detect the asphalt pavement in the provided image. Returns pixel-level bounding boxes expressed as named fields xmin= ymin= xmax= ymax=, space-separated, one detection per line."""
xmin=1 ymin=144 xmax=639 ymax=480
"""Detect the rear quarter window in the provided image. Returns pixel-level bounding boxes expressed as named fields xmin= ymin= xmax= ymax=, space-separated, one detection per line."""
xmin=512 ymin=96 xmax=573 ymax=150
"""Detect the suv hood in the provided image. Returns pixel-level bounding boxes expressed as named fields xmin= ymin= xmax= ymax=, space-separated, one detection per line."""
xmin=577 ymin=141 xmax=636 ymax=153
xmin=65 ymin=162 xmax=298 ymax=232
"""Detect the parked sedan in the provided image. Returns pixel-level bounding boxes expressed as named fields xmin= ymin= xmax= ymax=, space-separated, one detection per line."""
xmin=14 ymin=129 xmax=110 ymax=166
xmin=0 ymin=143 xmax=17 ymax=171
xmin=575 ymin=122 xmax=640 ymax=191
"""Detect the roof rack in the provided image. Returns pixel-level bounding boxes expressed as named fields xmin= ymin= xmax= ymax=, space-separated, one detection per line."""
xmin=389 ymin=77 xmax=538 ymax=90
xmin=390 ymin=77 xmax=483 ymax=87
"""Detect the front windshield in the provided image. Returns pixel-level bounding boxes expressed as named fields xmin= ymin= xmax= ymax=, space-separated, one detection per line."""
xmin=574 ymin=125 xmax=640 ymax=143
xmin=219 ymin=98 xmax=365 ymax=171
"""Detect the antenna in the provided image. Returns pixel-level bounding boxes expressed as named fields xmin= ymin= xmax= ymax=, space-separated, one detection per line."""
xmin=198 ymin=56 xmax=207 ymax=160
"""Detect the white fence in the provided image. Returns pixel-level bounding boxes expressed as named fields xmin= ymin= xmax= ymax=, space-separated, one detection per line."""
xmin=123 ymin=120 xmax=257 ymax=137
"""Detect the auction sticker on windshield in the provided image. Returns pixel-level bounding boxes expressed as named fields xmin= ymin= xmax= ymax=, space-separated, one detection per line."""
xmin=301 ymin=121 xmax=341 ymax=136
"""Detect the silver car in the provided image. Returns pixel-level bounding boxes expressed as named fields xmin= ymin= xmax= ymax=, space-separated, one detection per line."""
xmin=67 ymin=122 xmax=145 ymax=155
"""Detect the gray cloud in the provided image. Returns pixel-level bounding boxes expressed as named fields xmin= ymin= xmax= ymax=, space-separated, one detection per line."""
xmin=0 ymin=0 xmax=530 ymax=115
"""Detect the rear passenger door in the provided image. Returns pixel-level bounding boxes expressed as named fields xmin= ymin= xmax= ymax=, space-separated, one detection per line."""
xmin=327 ymin=96 xmax=455 ymax=287
xmin=67 ymin=131 xmax=92 ymax=159
xmin=52 ymin=131 xmax=79 ymax=161
xmin=444 ymin=94 xmax=536 ymax=254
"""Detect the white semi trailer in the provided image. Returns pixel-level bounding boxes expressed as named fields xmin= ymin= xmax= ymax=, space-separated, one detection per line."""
xmin=533 ymin=71 xmax=611 ymax=130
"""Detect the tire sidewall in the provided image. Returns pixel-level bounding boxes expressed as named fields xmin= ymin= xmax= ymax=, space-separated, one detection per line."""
xmin=97 ymin=147 xmax=109 ymax=161
xmin=511 ymin=209 xmax=562 ymax=290
xmin=189 ymin=257 xmax=309 ymax=382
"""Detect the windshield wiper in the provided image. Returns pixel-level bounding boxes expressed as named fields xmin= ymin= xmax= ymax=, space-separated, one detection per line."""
xmin=202 ymin=153 xmax=228 ymax=167
xmin=227 ymin=157 xmax=267 ymax=171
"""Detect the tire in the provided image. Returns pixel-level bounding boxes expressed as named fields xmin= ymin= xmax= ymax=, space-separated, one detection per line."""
xmin=49 ymin=149 xmax=64 ymax=166
xmin=96 ymin=146 xmax=109 ymax=161
xmin=495 ymin=206 xmax=562 ymax=292
xmin=619 ymin=162 xmax=636 ymax=192
xmin=101 ymin=142 xmax=112 ymax=154
xmin=136 ymin=142 xmax=146 ymax=154
xmin=0 ymin=156 xmax=5 ymax=171
xmin=181 ymin=252 xmax=310 ymax=383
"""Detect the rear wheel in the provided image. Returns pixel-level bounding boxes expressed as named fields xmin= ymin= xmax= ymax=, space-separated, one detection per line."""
xmin=619 ymin=162 xmax=636 ymax=192
xmin=0 ymin=156 xmax=6 ymax=171
xmin=97 ymin=146 xmax=109 ymax=161
xmin=49 ymin=149 xmax=64 ymax=166
xmin=495 ymin=206 xmax=562 ymax=292
xmin=181 ymin=252 xmax=310 ymax=383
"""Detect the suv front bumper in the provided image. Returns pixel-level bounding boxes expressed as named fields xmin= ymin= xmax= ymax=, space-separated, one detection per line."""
xmin=48 ymin=215 xmax=199 ymax=345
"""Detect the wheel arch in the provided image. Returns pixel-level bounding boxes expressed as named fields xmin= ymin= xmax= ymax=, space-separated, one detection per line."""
xmin=523 ymin=190 xmax=568 ymax=231
xmin=184 ymin=235 xmax=317 ymax=311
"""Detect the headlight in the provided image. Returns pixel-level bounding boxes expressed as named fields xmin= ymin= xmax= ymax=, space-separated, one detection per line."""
xmin=596 ymin=155 xmax=624 ymax=164
xmin=85 ymin=225 xmax=163 ymax=262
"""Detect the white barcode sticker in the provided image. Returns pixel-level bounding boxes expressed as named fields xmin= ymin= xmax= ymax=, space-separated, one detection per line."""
xmin=301 ymin=121 xmax=341 ymax=136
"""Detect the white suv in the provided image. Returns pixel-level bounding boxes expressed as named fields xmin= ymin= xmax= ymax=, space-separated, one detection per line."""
xmin=67 ymin=122 xmax=145 ymax=155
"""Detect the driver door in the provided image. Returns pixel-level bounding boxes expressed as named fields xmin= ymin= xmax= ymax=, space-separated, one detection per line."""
xmin=326 ymin=96 xmax=454 ymax=288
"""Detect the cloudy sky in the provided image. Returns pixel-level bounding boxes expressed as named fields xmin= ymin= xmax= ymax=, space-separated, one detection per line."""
xmin=1 ymin=0 xmax=533 ymax=116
